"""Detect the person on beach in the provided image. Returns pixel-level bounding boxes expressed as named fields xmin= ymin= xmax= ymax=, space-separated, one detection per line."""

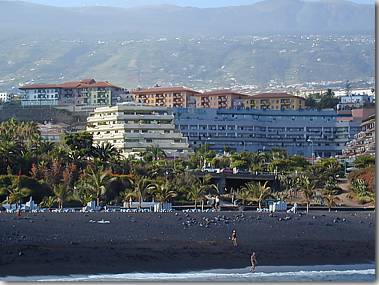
xmin=215 ymin=195 xmax=220 ymax=211
xmin=230 ymin=229 xmax=238 ymax=247
xmin=250 ymin=252 xmax=257 ymax=272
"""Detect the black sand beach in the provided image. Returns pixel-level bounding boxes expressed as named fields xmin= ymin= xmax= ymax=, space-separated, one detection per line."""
xmin=0 ymin=211 xmax=375 ymax=277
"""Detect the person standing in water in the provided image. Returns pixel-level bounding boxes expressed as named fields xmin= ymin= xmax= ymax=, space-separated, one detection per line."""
xmin=250 ymin=252 xmax=257 ymax=272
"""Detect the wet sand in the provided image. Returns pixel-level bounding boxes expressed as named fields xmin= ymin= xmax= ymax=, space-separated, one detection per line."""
xmin=0 ymin=211 xmax=375 ymax=277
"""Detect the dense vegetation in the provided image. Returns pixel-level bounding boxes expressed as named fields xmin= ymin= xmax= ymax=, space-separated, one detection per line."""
xmin=0 ymin=118 xmax=375 ymax=210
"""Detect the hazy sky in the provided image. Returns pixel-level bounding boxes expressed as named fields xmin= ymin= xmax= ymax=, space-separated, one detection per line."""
xmin=18 ymin=0 xmax=376 ymax=7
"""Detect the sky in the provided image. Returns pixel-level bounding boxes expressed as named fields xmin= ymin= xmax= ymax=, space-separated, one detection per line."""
xmin=17 ymin=0 xmax=376 ymax=7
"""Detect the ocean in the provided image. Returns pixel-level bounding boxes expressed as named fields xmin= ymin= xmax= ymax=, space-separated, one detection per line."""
xmin=2 ymin=264 xmax=375 ymax=282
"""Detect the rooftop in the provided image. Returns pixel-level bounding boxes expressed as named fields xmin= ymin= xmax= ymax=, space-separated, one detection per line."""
xmin=19 ymin=79 xmax=121 ymax=90
xmin=132 ymin=86 xmax=199 ymax=94
xmin=196 ymin=90 xmax=249 ymax=97
xmin=251 ymin=93 xmax=304 ymax=99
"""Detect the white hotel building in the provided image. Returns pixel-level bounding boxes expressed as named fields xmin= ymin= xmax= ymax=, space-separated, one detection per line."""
xmin=86 ymin=103 xmax=190 ymax=158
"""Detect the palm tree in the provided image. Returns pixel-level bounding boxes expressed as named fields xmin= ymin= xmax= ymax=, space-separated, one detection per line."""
xmin=73 ymin=180 xmax=94 ymax=206
xmin=143 ymin=145 xmax=167 ymax=161
xmin=119 ymin=189 xmax=138 ymax=208
xmin=322 ymin=191 xmax=340 ymax=212
xmin=240 ymin=181 xmax=272 ymax=209
xmin=131 ymin=176 xmax=156 ymax=208
xmin=85 ymin=168 xmax=116 ymax=206
xmin=257 ymin=181 xmax=272 ymax=209
xmin=40 ymin=196 xmax=56 ymax=211
xmin=300 ymin=176 xmax=315 ymax=213
xmin=198 ymin=174 xmax=218 ymax=196
xmin=150 ymin=180 xmax=177 ymax=208
xmin=186 ymin=184 xmax=206 ymax=210
xmin=92 ymin=143 xmax=120 ymax=165
xmin=53 ymin=184 xmax=70 ymax=209
xmin=7 ymin=180 xmax=31 ymax=213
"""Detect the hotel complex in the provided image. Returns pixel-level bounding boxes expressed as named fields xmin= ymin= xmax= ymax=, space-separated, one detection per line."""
xmin=86 ymin=103 xmax=190 ymax=158
xmin=342 ymin=114 xmax=375 ymax=158
xmin=19 ymin=79 xmax=124 ymax=107
xmin=174 ymin=108 xmax=360 ymax=157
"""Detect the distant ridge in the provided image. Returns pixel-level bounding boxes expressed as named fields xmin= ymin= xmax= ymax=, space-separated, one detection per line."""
xmin=0 ymin=0 xmax=374 ymax=37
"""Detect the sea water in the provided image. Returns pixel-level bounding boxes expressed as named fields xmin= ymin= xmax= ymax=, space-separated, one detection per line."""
xmin=2 ymin=264 xmax=375 ymax=282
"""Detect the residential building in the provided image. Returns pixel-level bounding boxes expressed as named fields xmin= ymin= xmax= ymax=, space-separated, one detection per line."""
xmin=86 ymin=103 xmax=190 ymax=158
xmin=194 ymin=90 xmax=249 ymax=109
xmin=337 ymin=94 xmax=374 ymax=110
xmin=38 ymin=122 xmax=68 ymax=143
xmin=0 ymin=92 xmax=12 ymax=103
xmin=132 ymin=86 xmax=199 ymax=108
xmin=174 ymin=108 xmax=360 ymax=157
xmin=19 ymin=79 xmax=124 ymax=107
xmin=244 ymin=93 xmax=305 ymax=110
xmin=343 ymin=114 xmax=375 ymax=158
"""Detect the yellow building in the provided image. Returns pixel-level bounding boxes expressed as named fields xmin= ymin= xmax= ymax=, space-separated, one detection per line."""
xmin=244 ymin=93 xmax=305 ymax=110
xmin=132 ymin=86 xmax=199 ymax=108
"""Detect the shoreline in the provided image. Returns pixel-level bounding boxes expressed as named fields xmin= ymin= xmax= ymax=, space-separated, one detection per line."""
xmin=0 ymin=211 xmax=375 ymax=277
xmin=2 ymin=264 xmax=376 ymax=282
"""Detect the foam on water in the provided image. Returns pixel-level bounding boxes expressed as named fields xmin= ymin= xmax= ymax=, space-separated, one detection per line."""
xmin=2 ymin=264 xmax=375 ymax=282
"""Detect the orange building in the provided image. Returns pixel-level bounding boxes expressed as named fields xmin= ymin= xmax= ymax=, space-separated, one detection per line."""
xmin=132 ymin=86 xmax=199 ymax=108
xmin=195 ymin=90 xmax=249 ymax=109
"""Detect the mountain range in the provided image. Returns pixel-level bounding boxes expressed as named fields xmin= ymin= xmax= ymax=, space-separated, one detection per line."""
xmin=0 ymin=0 xmax=375 ymax=91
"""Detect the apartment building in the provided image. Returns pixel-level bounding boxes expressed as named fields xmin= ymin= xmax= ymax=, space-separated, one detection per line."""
xmin=19 ymin=79 xmax=124 ymax=107
xmin=343 ymin=114 xmax=375 ymax=158
xmin=0 ymin=92 xmax=12 ymax=103
xmin=86 ymin=103 xmax=190 ymax=158
xmin=174 ymin=108 xmax=360 ymax=157
xmin=337 ymin=94 xmax=374 ymax=111
xmin=194 ymin=90 xmax=249 ymax=109
xmin=132 ymin=86 xmax=199 ymax=108
xmin=244 ymin=93 xmax=305 ymax=110
xmin=38 ymin=122 xmax=68 ymax=143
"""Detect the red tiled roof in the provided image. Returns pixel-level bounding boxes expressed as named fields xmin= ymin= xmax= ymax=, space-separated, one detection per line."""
xmin=251 ymin=93 xmax=304 ymax=99
xmin=20 ymin=79 xmax=121 ymax=90
xmin=197 ymin=90 xmax=249 ymax=98
xmin=132 ymin=86 xmax=199 ymax=94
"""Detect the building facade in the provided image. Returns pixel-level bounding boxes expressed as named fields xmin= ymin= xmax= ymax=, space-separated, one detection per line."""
xmin=337 ymin=94 xmax=374 ymax=111
xmin=194 ymin=90 xmax=249 ymax=109
xmin=174 ymin=108 xmax=360 ymax=157
xmin=342 ymin=114 xmax=375 ymax=158
xmin=244 ymin=93 xmax=305 ymax=110
xmin=132 ymin=86 xmax=199 ymax=108
xmin=19 ymin=79 xmax=124 ymax=107
xmin=38 ymin=122 xmax=68 ymax=143
xmin=86 ymin=103 xmax=190 ymax=158
xmin=0 ymin=92 xmax=12 ymax=103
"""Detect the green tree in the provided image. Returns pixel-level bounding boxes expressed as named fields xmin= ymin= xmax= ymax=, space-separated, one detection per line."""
xmin=53 ymin=183 xmax=70 ymax=209
xmin=354 ymin=155 xmax=375 ymax=169
xmin=85 ymin=168 xmax=116 ymax=206
xmin=92 ymin=142 xmax=120 ymax=166
xmin=64 ymin=132 xmax=94 ymax=160
xmin=186 ymin=184 xmax=206 ymax=210
xmin=6 ymin=176 xmax=31 ymax=212
xmin=143 ymin=146 xmax=167 ymax=162
xmin=322 ymin=191 xmax=340 ymax=212
xmin=150 ymin=179 xmax=177 ymax=205
xmin=299 ymin=175 xmax=315 ymax=213
xmin=40 ymin=196 xmax=56 ymax=211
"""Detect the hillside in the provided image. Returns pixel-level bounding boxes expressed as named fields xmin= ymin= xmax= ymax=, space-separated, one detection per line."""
xmin=0 ymin=0 xmax=375 ymax=91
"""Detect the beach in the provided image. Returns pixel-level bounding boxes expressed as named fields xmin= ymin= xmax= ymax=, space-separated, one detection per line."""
xmin=0 ymin=211 xmax=375 ymax=277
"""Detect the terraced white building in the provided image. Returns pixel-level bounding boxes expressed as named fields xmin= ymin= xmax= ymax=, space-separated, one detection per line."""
xmin=86 ymin=102 xmax=190 ymax=158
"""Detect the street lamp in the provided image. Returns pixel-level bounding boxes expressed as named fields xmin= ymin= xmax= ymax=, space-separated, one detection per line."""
xmin=307 ymin=138 xmax=314 ymax=165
